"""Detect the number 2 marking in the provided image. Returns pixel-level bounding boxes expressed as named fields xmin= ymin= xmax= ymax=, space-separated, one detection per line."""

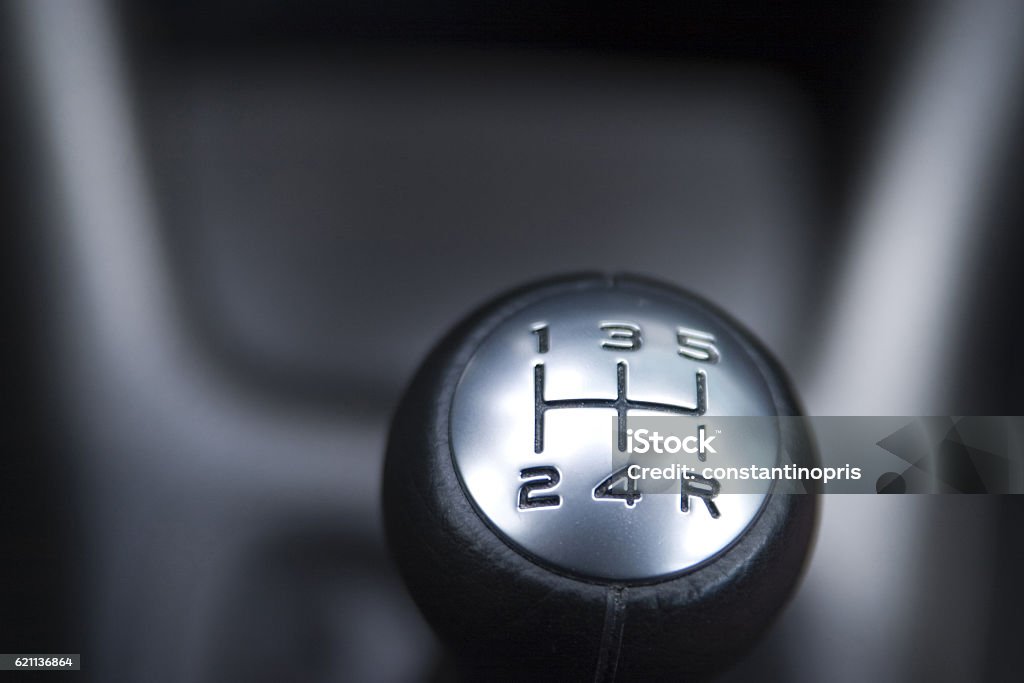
xmin=518 ymin=467 xmax=561 ymax=509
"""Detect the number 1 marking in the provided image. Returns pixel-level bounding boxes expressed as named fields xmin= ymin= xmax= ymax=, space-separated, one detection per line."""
xmin=531 ymin=323 xmax=550 ymax=353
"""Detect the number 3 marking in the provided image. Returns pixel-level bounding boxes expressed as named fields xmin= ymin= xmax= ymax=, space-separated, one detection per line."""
xmin=600 ymin=322 xmax=642 ymax=351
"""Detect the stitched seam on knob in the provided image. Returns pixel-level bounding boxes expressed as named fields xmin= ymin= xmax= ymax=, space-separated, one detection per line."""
xmin=594 ymin=586 xmax=627 ymax=683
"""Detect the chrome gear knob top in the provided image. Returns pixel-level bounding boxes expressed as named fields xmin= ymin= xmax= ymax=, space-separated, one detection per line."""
xmin=383 ymin=274 xmax=817 ymax=681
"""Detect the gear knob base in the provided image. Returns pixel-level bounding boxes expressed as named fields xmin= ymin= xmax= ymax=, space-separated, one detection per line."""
xmin=384 ymin=274 xmax=816 ymax=681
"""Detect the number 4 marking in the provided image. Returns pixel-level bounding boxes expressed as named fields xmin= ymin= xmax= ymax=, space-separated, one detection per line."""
xmin=593 ymin=466 xmax=642 ymax=507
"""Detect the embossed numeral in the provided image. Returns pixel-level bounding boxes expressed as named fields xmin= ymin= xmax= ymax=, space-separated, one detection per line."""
xmin=534 ymin=321 xmax=716 ymax=359
xmin=593 ymin=466 xmax=642 ymax=507
xmin=600 ymin=322 xmax=642 ymax=351
xmin=531 ymin=323 xmax=550 ymax=353
xmin=521 ymin=468 xmax=721 ymax=517
xmin=518 ymin=467 xmax=561 ymax=510
xmin=677 ymin=327 xmax=720 ymax=363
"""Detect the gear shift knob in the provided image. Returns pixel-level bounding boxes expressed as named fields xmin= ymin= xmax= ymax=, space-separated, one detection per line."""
xmin=383 ymin=274 xmax=816 ymax=681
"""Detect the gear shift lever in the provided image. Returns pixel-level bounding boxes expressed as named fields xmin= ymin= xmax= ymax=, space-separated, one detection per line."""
xmin=383 ymin=274 xmax=816 ymax=681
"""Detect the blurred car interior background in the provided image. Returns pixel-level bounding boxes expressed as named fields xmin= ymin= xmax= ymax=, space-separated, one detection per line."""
xmin=3 ymin=1 xmax=1024 ymax=681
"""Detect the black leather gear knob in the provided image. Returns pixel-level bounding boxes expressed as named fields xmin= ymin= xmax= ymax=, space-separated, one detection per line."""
xmin=383 ymin=274 xmax=817 ymax=681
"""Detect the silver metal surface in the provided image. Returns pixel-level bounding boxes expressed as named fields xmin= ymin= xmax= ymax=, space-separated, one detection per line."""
xmin=450 ymin=284 xmax=780 ymax=581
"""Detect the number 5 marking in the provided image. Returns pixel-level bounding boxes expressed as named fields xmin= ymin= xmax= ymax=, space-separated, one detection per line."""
xmin=677 ymin=327 xmax=720 ymax=363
